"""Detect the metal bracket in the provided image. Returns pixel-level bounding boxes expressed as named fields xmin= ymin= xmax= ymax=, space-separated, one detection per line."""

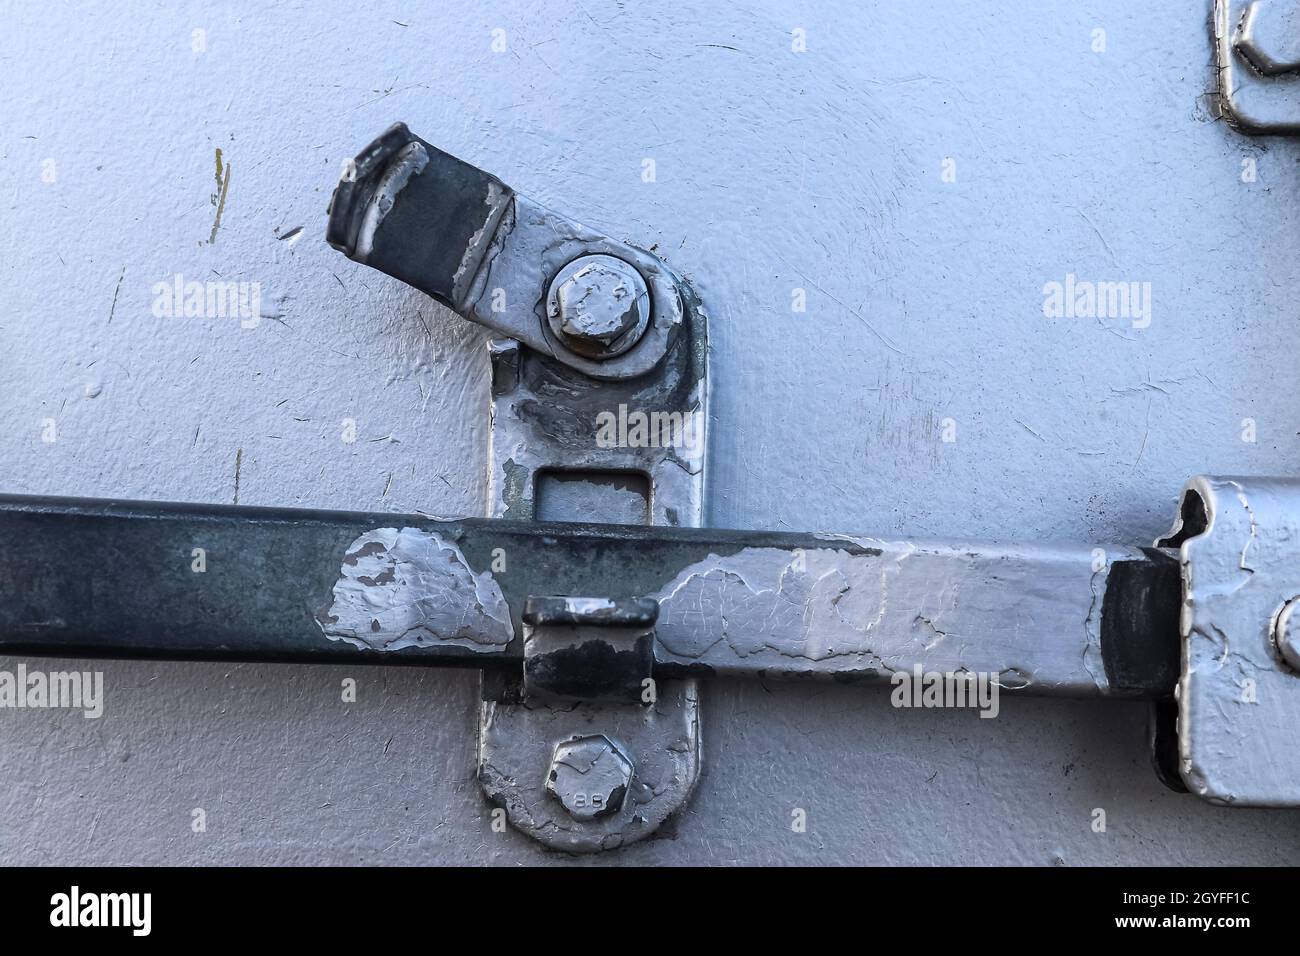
xmin=1157 ymin=476 xmax=1300 ymax=805
xmin=328 ymin=123 xmax=687 ymax=381
xmin=1214 ymin=0 xmax=1300 ymax=133
xmin=476 ymin=260 xmax=707 ymax=851
xmin=329 ymin=123 xmax=709 ymax=850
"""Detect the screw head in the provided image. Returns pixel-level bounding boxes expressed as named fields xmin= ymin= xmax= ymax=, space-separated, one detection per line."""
xmin=546 ymin=255 xmax=651 ymax=359
xmin=545 ymin=734 xmax=635 ymax=821
xmin=1275 ymin=598 xmax=1300 ymax=671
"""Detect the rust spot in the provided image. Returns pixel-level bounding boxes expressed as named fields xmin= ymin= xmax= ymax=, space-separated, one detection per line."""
xmin=343 ymin=540 xmax=388 ymax=565
xmin=357 ymin=566 xmax=396 ymax=587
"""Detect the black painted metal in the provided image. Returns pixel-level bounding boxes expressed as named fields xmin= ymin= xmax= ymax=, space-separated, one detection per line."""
xmin=523 ymin=596 xmax=659 ymax=627
xmin=0 ymin=495 xmax=860 ymax=668
xmin=326 ymin=121 xmax=508 ymax=306
xmin=0 ymin=495 xmax=1179 ymax=699
xmin=522 ymin=596 xmax=657 ymax=703
xmin=1099 ymin=548 xmax=1182 ymax=696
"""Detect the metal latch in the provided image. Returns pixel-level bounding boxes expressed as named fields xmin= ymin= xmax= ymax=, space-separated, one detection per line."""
xmin=335 ymin=122 xmax=708 ymax=852
xmin=4 ymin=124 xmax=1300 ymax=854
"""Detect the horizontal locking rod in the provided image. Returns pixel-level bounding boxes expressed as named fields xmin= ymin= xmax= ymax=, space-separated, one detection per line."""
xmin=0 ymin=495 xmax=1179 ymax=697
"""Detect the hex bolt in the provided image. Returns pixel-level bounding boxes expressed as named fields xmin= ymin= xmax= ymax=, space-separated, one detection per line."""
xmin=1274 ymin=597 xmax=1300 ymax=671
xmin=545 ymin=734 xmax=635 ymax=821
xmin=1235 ymin=0 xmax=1300 ymax=76
xmin=546 ymin=254 xmax=651 ymax=359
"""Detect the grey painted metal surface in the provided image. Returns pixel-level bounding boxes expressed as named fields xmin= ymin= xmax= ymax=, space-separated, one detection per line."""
xmin=3 ymin=0 xmax=1300 ymax=864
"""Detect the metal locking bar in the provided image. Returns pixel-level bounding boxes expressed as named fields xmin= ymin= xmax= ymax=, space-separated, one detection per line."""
xmin=0 ymin=492 xmax=1179 ymax=852
xmin=0 ymin=494 xmax=1179 ymax=697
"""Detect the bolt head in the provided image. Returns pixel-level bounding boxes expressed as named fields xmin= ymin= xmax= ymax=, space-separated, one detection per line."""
xmin=1276 ymin=598 xmax=1300 ymax=671
xmin=546 ymin=255 xmax=650 ymax=359
xmin=545 ymin=734 xmax=634 ymax=821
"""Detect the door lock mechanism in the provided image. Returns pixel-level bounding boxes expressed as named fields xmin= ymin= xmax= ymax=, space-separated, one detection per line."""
xmin=4 ymin=125 xmax=1300 ymax=855
xmin=334 ymin=122 xmax=709 ymax=851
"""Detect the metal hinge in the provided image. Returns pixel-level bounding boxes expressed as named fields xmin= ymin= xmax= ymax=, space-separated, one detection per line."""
xmin=3 ymin=124 xmax=1300 ymax=854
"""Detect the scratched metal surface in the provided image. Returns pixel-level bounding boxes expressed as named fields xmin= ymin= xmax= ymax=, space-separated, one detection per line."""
xmin=2 ymin=1 xmax=1298 ymax=864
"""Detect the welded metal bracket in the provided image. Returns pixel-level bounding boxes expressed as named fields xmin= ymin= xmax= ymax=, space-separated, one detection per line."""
xmin=475 ymin=271 xmax=707 ymax=850
xmin=329 ymin=122 xmax=709 ymax=850
xmin=1214 ymin=0 xmax=1300 ymax=133
xmin=1157 ymin=476 xmax=1300 ymax=805
xmin=324 ymin=123 xmax=1300 ymax=824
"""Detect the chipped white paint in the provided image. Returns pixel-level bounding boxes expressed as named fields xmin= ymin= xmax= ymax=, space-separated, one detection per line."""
xmin=452 ymin=179 xmax=510 ymax=303
xmin=318 ymin=527 xmax=513 ymax=653
xmin=654 ymin=540 xmax=1148 ymax=694
xmin=354 ymin=141 xmax=429 ymax=261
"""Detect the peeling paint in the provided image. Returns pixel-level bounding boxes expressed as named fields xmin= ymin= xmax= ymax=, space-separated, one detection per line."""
xmin=653 ymin=541 xmax=1136 ymax=694
xmin=317 ymin=527 xmax=513 ymax=652
xmin=451 ymin=179 xmax=511 ymax=304
xmin=354 ymin=141 xmax=429 ymax=261
xmin=1164 ymin=476 xmax=1300 ymax=806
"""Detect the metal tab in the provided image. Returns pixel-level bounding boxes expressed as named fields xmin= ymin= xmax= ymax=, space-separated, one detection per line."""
xmin=1158 ymin=475 xmax=1300 ymax=805
xmin=327 ymin=123 xmax=683 ymax=380
xmin=522 ymin=596 xmax=657 ymax=704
